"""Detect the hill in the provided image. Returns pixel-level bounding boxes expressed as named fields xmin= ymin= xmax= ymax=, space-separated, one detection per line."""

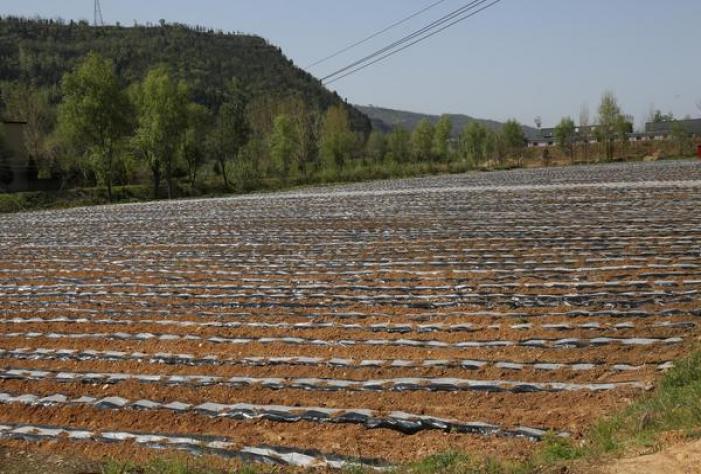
xmin=0 ymin=16 xmax=370 ymax=132
xmin=358 ymin=105 xmax=537 ymax=138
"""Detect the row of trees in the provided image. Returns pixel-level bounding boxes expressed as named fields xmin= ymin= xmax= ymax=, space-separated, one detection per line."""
xmin=5 ymin=52 xmax=692 ymax=200
xmin=549 ymin=92 xmax=634 ymax=162
xmin=2 ymin=52 xmax=536 ymax=199
xmin=362 ymin=117 xmax=529 ymax=170
xmin=1 ymin=53 xmax=352 ymax=199
xmin=550 ymin=92 xmax=698 ymax=162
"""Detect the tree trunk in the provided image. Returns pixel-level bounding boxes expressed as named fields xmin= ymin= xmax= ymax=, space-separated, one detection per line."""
xmin=219 ymin=157 xmax=229 ymax=189
xmin=151 ymin=159 xmax=161 ymax=199
xmin=106 ymin=148 xmax=113 ymax=203
xmin=166 ymin=157 xmax=173 ymax=200
xmin=190 ymin=166 xmax=198 ymax=188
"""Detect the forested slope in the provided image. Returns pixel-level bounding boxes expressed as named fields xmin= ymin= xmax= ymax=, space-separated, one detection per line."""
xmin=0 ymin=16 xmax=369 ymax=132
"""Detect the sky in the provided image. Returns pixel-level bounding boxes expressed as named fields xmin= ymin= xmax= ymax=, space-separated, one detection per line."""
xmin=2 ymin=0 xmax=701 ymax=128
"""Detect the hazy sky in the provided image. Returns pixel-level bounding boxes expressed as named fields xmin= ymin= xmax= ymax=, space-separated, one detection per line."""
xmin=3 ymin=0 xmax=700 ymax=127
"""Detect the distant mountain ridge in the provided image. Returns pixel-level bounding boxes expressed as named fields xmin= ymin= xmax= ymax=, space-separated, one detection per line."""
xmin=357 ymin=105 xmax=538 ymax=138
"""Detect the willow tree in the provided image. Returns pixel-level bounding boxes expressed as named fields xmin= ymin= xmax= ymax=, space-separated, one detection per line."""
xmin=319 ymin=105 xmax=356 ymax=170
xmin=432 ymin=115 xmax=453 ymax=161
xmin=460 ymin=121 xmax=488 ymax=165
xmin=501 ymin=119 xmax=526 ymax=164
xmin=207 ymin=80 xmax=250 ymax=189
xmin=596 ymin=91 xmax=622 ymax=161
xmin=366 ymin=130 xmax=387 ymax=163
xmin=132 ymin=66 xmax=190 ymax=199
xmin=179 ymin=102 xmax=212 ymax=188
xmin=555 ymin=117 xmax=576 ymax=160
xmin=269 ymin=113 xmax=300 ymax=180
xmin=386 ymin=127 xmax=411 ymax=163
xmin=411 ymin=119 xmax=434 ymax=162
xmin=57 ymin=52 xmax=131 ymax=202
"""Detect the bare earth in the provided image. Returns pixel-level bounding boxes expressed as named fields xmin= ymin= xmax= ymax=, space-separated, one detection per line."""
xmin=604 ymin=439 xmax=701 ymax=474
xmin=0 ymin=160 xmax=700 ymax=470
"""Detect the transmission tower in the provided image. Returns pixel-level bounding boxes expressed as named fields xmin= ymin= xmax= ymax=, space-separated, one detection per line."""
xmin=93 ymin=0 xmax=104 ymax=26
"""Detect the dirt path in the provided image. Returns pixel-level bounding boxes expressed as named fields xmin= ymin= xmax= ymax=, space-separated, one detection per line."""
xmin=604 ymin=439 xmax=701 ymax=473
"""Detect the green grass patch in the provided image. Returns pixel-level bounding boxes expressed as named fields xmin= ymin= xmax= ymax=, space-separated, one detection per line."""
xmin=583 ymin=348 xmax=701 ymax=456
xmin=407 ymin=451 xmax=473 ymax=474
xmin=101 ymin=457 xmax=265 ymax=474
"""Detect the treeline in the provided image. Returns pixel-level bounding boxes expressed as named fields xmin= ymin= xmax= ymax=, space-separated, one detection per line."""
xmin=547 ymin=92 xmax=698 ymax=163
xmin=0 ymin=51 xmax=539 ymax=201
xmin=5 ymin=52 xmax=694 ymax=204
xmin=0 ymin=53 xmax=344 ymax=200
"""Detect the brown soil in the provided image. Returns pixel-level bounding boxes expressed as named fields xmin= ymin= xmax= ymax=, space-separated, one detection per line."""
xmin=1 ymin=164 xmax=699 ymax=466
xmin=0 ymin=377 xmax=638 ymax=434
xmin=0 ymin=404 xmax=536 ymax=464
xmin=0 ymin=335 xmax=689 ymax=366
xmin=0 ymin=356 xmax=659 ymax=384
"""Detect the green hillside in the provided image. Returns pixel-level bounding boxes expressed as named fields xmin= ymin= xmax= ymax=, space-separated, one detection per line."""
xmin=0 ymin=16 xmax=369 ymax=132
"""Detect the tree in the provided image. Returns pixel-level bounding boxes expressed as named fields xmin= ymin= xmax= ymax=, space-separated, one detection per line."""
xmin=650 ymin=110 xmax=675 ymax=123
xmin=501 ymin=119 xmax=525 ymax=164
xmin=269 ymin=113 xmax=300 ymax=180
xmin=386 ymin=127 xmax=411 ymax=163
xmin=484 ymin=129 xmax=504 ymax=163
xmin=56 ymin=52 xmax=131 ymax=202
xmin=460 ymin=121 xmax=488 ymax=166
xmin=411 ymin=119 xmax=434 ymax=162
xmin=615 ymin=114 xmax=634 ymax=154
xmin=179 ymin=102 xmax=211 ymax=188
xmin=596 ymin=91 xmax=622 ymax=161
xmin=1 ymin=84 xmax=54 ymax=177
xmin=579 ymin=104 xmax=591 ymax=162
xmin=293 ymin=101 xmax=320 ymax=178
xmin=206 ymin=79 xmax=250 ymax=189
xmin=670 ymin=121 xmax=690 ymax=156
xmin=366 ymin=130 xmax=387 ymax=162
xmin=132 ymin=66 xmax=190 ymax=199
xmin=44 ymin=125 xmax=91 ymax=191
xmin=319 ymin=105 xmax=356 ymax=170
xmin=432 ymin=115 xmax=453 ymax=161
xmin=554 ymin=117 xmax=576 ymax=160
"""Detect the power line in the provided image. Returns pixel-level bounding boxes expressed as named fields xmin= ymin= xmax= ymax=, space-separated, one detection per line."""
xmin=321 ymin=0 xmax=494 ymax=83
xmin=323 ymin=0 xmax=502 ymax=85
xmin=307 ymin=0 xmax=449 ymax=69
xmin=320 ymin=0 xmax=489 ymax=83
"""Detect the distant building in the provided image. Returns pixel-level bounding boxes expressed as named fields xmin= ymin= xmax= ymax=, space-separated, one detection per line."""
xmin=0 ymin=119 xmax=30 ymax=192
xmin=0 ymin=118 xmax=59 ymax=193
xmin=528 ymin=125 xmax=599 ymax=148
xmin=645 ymin=119 xmax=701 ymax=140
xmin=527 ymin=118 xmax=701 ymax=148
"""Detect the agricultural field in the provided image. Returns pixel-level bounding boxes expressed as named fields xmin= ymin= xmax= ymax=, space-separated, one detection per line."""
xmin=0 ymin=159 xmax=700 ymax=470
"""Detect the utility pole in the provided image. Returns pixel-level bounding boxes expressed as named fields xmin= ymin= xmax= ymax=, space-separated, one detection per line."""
xmin=94 ymin=0 xmax=104 ymax=27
